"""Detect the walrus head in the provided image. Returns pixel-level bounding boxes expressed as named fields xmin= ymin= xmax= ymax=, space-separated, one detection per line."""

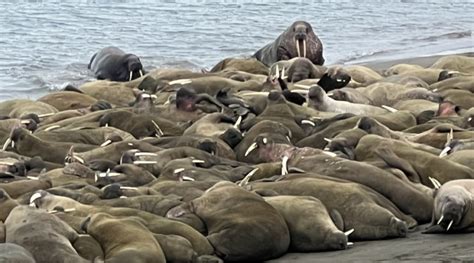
xmin=292 ymin=21 xmax=312 ymax=58
xmin=437 ymin=187 xmax=470 ymax=230
xmin=318 ymin=67 xmax=351 ymax=92
xmin=123 ymin=54 xmax=144 ymax=81
xmin=307 ymin=85 xmax=326 ymax=104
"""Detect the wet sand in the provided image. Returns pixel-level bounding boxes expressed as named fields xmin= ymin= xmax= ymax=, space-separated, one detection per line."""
xmin=269 ymin=225 xmax=474 ymax=263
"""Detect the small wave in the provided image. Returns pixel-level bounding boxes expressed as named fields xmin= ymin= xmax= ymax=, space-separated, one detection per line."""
xmin=335 ymin=48 xmax=403 ymax=64
xmin=407 ymin=30 xmax=472 ymax=42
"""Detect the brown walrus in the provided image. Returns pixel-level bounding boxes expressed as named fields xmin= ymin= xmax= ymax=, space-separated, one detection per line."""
xmin=253 ymin=21 xmax=325 ymax=66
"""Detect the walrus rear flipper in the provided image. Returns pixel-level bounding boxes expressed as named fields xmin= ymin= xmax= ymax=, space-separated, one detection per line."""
xmin=375 ymin=146 xmax=421 ymax=183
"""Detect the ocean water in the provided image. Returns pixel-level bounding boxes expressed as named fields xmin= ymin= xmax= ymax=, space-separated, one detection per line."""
xmin=0 ymin=0 xmax=473 ymax=100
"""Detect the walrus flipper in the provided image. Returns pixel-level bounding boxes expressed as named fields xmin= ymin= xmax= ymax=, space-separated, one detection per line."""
xmin=88 ymin=53 xmax=97 ymax=69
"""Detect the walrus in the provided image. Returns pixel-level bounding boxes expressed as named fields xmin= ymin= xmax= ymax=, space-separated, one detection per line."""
xmin=0 ymin=243 xmax=36 ymax=263
xmin=430 ymin=55 xmax=474 ymax=74
xmin=253 ymin=21 xmax=325 ymax=66
xmin=307 ymin=85 xmax=389 ymax=115
xmin=37 ymin=91 xmax=99 ymax=111
xmin=424 ymin=179 xmax=474 ymax=233
xmin=209 ymin=57 xmax=269 ymax=75
xmin=80 ymin=212 xmax=166 ymax=263
xmin=250 ymin=176 xmax=411 ymax=240
xmin=88 ymin=46 xmax=145 ymax=82
xmin=5 ymin=205 xmax=88 ymax=262
xmin=264 ymin=195 xmax=350 ymax=251
xmin=270 ymin=57 xmax=326 ymax=83
xmin=169 ymin=181 xmax=290 ymax=262
xmin=30 ymin=190 xmax=215 ymax=256
xmin=0 ymin=99 xmax=58 ymax=119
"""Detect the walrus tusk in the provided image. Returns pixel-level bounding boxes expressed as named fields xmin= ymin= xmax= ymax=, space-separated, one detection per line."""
xmin=281 ymin=67 xmax=287 ymax=80
xmin=44 ymin=125 xmax=61 ymax=131
xmin=448 ymin=128 xmax=454 ymax=144
xmin=327 ymin=92 xmax=334 ymax=97
xmin=2 ymin=138 xmax=12 ymax=151
xmin=191 ymin=159 xmax=205 ymax=164
xmin=139 ymin=70 xmax=143 ymax=77
xmin=238 ymin=168 xmax=259 ymax=187
xmin=134 ymin=152 xmax=158 ymax=157
xmin=169 ymin=79 xmax=192 ymax=85
xmin=48 ymin=208 xmax=76 ymax=214
xmin=180 ymin=175 xmax=195 ymax=182
xmin=129 ymin=71 xmax=133 ymax=81
xmin=437 ymin=215 xmax=444 ymax=225
xmin=429 ymin=176 xmax=442 ymax=189
xmin=293 ymin=84 xmax=312 ymax=89
xmin=275 ymin=64 xmax=280 ymax=79
xmin=133 ymin=160 xmax=157 ymax=165
xmin=234 ymin=116 xmax=242 ymax=129
xmin=37 ymin=113 xmax=55 ymax=118
xmin=324 ymin=138 xmax=332 ymax=143
xmin=173 ymin=168 xmax=185 ymax=174
xmin=322 ymin=151 xmax=337 ymax=157
xmin=26 ymin=176 xmax=39 ymax=180
xmin=439 ymin=146 xmax=451 ymax=157
xmin=447 ymin=220 xmax=454 ymax=231
xmin=281 ymin=156 xmax=289 ymax=175
xmin=344 ymin=229 xmax=355 ymax=236
xmin=29 ymin=192 xmax=42 ymax=206
xmin=151 ymin=120 xmax=164 ymax=137
xmin=120 ymin=196 xmax=128 ymax=199
xmin=296 ymin=39 xmax=301 ymax=57
xmin=245 ymin=142 xmax=258 ymax=157
xmin=100 ymin=140 xmax=112 ymax=147
xmin=303 ymin=39 xmax=306 ymax=58
xmin=347 ymin=242 xmax=354 ymax=247
xmin=381 ymin=105 xmax=398 ymax=113
xmin=120 ymin=186 xmax=138 ymax=190
xmin=72 ymin=155 xmax=85 ymax=164
xmin=301 ymin=120 xmax=315 ymax=126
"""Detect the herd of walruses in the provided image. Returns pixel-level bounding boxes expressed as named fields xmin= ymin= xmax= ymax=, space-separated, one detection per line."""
xmin=0 ymin=20 xmax=474 ymax=262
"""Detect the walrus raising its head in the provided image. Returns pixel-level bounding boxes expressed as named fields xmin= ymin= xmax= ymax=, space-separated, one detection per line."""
xmin=254 ymin=21 xmax=325 ymax=66
xmin=88 ymin=46 xmax=145 ymax=82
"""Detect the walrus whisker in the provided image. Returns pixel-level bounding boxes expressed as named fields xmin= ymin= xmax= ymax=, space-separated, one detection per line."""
xmin=37 ymin=113 xmax=55 ymax=118
xmin=44 ymin=125 xmax=61 ymax=131
xmin=151 ymin=120 xmax=164 ymax=137
xmin=129 ymin=71 xmax=133 ymax=81
xmin=437 ymin=215 xmax=444 ymax=225
xmin=133 ymin=160 xmax=158 ymax=165
xmin=100 ymin=140 xmax=112 ymax=147
xmin=439 ymin=146 xmax=451 ymax=157
xmin=344 ymin=229 xmax=355 ymax=236
xmin=447 ymin=220 xmax=453 ymax=231
xmin=238 ymin=168 xmax=259 ymax=187
xmin=381 ymin=105 xmax=398 ymax=113
xmin=303 ymin=39 xmax=307 ymax=58
xmin=301 ymin=120 xmax=315 ymax=126
xmin=2 ymin=137 xmax=12 ymax=151
xmin=281 ymin=156 xmax=289 ymax=175
xmin=244 ymin=142 xmax=258 ymax=157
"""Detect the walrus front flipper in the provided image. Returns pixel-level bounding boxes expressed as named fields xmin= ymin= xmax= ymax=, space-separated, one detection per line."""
xmin=329 ymin=209 xmax=345 ymax=231
xmin=88 ymin=53 xmax=97 ymax=69
xmin=422 ymin=224 xmax=445 ymax=234
xmin=63 ymin=85 xmax=83 ymax=93
xmin=374 ymin=146 xmax=421 ymax=183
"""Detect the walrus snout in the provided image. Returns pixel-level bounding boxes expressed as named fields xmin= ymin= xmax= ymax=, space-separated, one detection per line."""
xmin=327 ymin=232 xmax=348 ymax=250
xmin=390 ymin=217 xmax=408 ymax=237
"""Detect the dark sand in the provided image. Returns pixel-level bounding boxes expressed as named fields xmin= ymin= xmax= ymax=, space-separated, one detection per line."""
xmin=270 ymin=52 xmax=474 ymax=263
xmin=269 ymin=225 xmax=474 ymax=263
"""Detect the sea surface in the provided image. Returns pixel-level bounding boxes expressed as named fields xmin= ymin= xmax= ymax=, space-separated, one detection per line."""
xmin=0 ymin=0 xmax=473 ymax=100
